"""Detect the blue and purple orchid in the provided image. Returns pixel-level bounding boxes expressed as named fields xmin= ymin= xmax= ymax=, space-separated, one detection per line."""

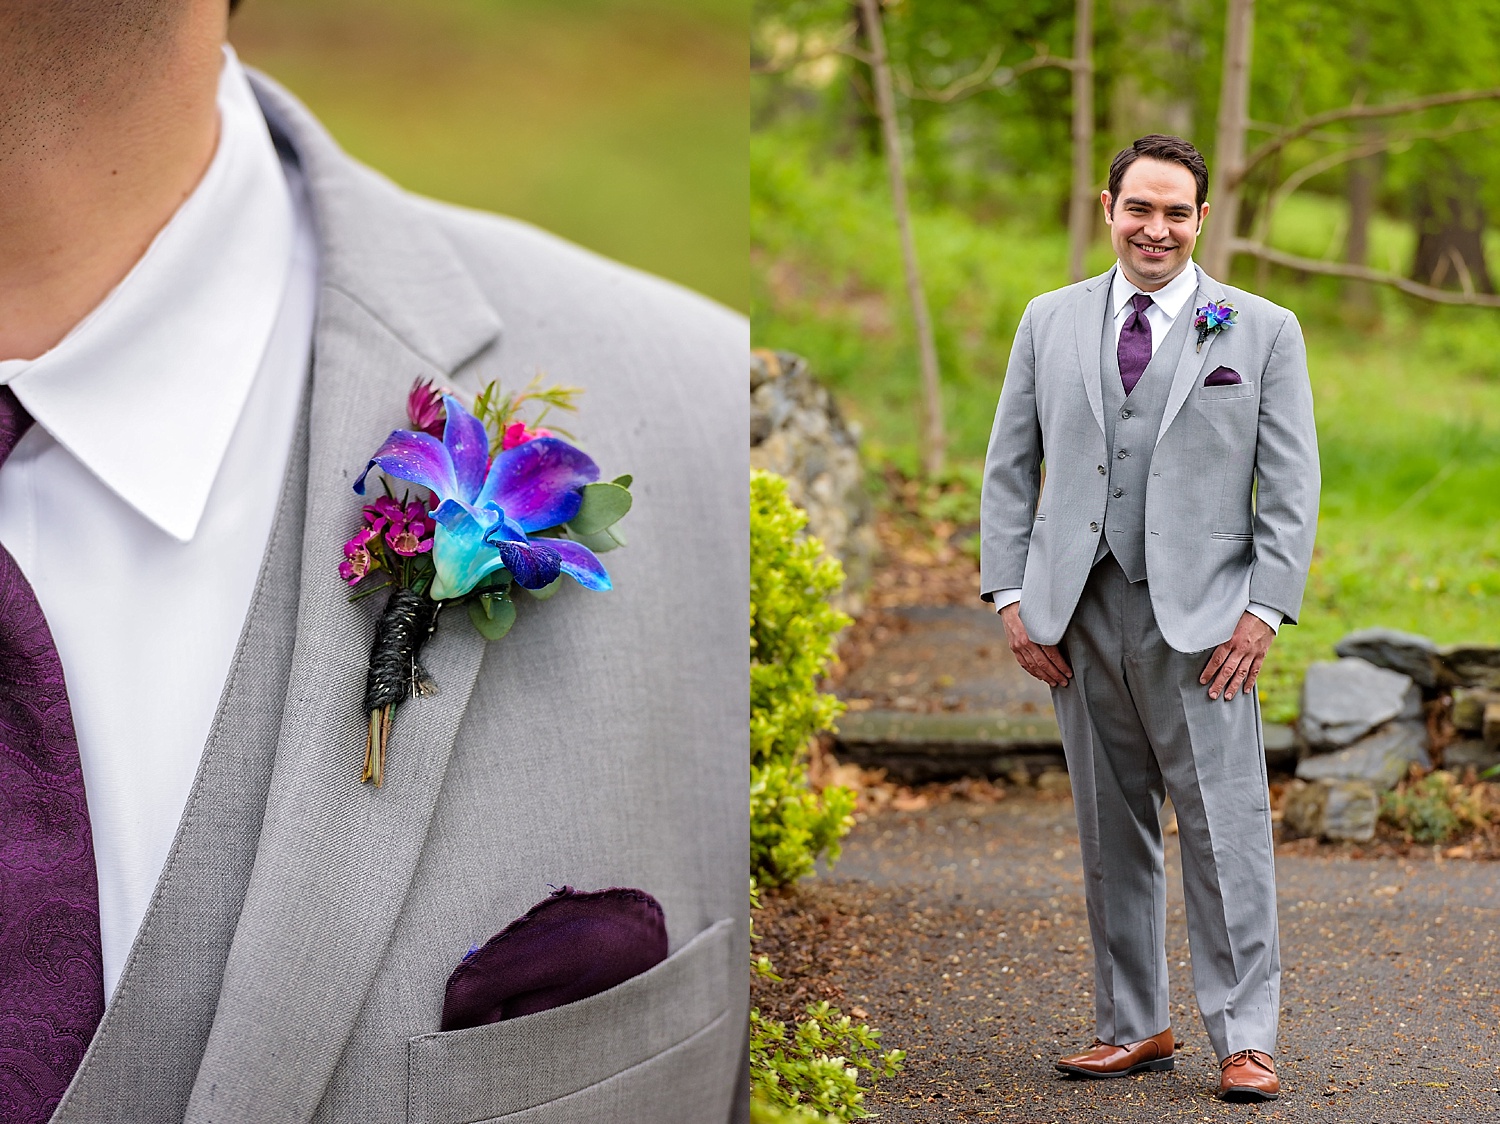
xmin=1193 ymin=300 xmax=1237 ymax=352
xmin=354 ymin=394 xmax=611 ymax=601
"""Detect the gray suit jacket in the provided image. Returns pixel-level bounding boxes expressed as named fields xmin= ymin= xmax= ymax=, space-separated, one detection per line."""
xmin=980 ymin=264 xmax=1319 ymax=653
xmin=51 ymin=72 xmax=748 ymax=1123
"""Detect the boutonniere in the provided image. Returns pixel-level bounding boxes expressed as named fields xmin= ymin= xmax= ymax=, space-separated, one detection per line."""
xmin=1193 ymin=301 xmax=1237 ymax=352
xmin=342 ymin=377 xmax=632 ymax=786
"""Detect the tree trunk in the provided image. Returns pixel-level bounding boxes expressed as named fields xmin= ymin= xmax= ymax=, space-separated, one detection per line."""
xmin=1343 ymin=138 xmax=1381 ymax=310
xmin=1201 ymin=0 xmax=1254 ymax=278
xmin=857 ymin=0 xmax=946 ymax=477
xmin=1067 ymin=0 xmax=1096 ymax=283
xmin=1410 ymin=159 xmax=1493 ymax=294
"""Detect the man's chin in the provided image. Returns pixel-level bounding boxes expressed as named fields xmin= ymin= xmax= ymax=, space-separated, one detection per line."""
xmin=1127 ymin=253 xmax=1187 ymax=285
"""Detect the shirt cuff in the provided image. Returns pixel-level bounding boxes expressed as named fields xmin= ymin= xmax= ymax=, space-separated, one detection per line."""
xmin=992 ymin=588 xmax=1022 ymax=614
xmin=1246 ymin=602 xmax=1282 ymax=633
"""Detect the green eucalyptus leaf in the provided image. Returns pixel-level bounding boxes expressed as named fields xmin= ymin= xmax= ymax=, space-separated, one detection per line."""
xmin=569 ymin=481 xmax=632 ymax=535
xmin=571 ymin=526 xmax=625 ymax=554
xmin=611 ymin=473 xmax=633 ymax=488
xmin=468 ymin=591 xmax=517 ymax=641
xmin=524 ymin=577 xmax=563 ymax=601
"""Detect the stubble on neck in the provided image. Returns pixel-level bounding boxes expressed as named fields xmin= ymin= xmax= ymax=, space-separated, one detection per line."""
xmin=0 ymin=0 xmax=226 ymax=361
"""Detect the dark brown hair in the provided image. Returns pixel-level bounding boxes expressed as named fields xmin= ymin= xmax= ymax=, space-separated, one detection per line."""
xmin=1107 ymin=134 xmax=1209 ymax=212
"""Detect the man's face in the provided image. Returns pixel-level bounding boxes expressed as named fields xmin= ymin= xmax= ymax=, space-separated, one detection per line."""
xmin=1101 ymin=157 xmax=1209 ymax=291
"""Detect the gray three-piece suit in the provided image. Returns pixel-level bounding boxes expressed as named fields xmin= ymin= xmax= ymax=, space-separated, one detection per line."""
xmin=980 ymin=263 xmax=1319 ymax=1058
xmin=49 ymin=72 xmax=748 ymax=1123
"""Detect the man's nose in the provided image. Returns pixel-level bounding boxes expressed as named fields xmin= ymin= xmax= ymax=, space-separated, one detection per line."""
xmin=1142 ymin=214 xmax=1169 ymax=240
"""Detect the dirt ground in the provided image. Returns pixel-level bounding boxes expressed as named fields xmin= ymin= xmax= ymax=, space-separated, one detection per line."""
xmin=753 ymin=793 xmax=1500 ymax=1123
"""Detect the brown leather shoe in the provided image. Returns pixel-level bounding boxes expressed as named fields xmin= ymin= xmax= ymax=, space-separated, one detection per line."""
xmin=1055 ymin=1028 xmax=1174 ymax=1078
xmin=1217 ymin=1049 xmax=1280 ymax=1101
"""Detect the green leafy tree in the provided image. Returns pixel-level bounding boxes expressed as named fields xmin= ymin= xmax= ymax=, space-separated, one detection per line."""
xmin=750 ymin=469 xmax=856 ymax=886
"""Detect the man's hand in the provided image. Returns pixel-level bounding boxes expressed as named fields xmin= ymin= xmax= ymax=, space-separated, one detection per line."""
xmin=1200 ymin=611 xmax=1275 ymax=700
xmin=1000 ymin=603 xmax=1073 ymax=688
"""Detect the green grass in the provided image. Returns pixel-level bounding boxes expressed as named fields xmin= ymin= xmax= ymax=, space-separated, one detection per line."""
xmin=752 ymin=136 xmax=1500 ymax=723
xmin=232 ymin=0 xmax=746 ymax=311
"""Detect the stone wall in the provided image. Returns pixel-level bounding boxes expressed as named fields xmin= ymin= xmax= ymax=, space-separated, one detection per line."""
xmin=1284 ymin=627 xmax=1500 ymax=842
xmin=751 ymin=349 xmax=875 ymax=615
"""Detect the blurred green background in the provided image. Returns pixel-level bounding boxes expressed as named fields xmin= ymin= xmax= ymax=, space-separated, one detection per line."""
xmin=232 ymin=0 xmax=747 ymax=311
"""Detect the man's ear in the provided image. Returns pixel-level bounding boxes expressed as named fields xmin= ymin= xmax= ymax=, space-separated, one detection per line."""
xmin=1197 ymin=200 xmax=1210 ymax=232
xmin=1101 ymin=190 xmax=1114 ymax=226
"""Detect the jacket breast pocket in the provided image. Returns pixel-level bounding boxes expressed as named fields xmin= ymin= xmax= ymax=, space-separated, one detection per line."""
xmin=406 ymin=917 xmax=736 ymax=1124
xmin=1196 ymin=382 xmax=1256 ymax=402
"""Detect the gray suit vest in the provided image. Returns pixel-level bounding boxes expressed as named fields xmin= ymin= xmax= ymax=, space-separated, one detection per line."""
xmin=1092 ymin=296 xmax=1194 ymax=581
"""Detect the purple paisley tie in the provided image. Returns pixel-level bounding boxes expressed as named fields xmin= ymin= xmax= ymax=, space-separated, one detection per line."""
xmin=0 ymin=386 xmax=105 ymax=1122
xmin=1118 ymin=291 xmax=1154 ymax=395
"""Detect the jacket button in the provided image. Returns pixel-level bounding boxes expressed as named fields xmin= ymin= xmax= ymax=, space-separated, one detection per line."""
xmin=1097 ymin=464 xmax=1106 ymax=475
xmin=1112 ymin=488 xmax=1123 ymax=498
xmin=1089 ymin=521 xmax=1099 ymax=532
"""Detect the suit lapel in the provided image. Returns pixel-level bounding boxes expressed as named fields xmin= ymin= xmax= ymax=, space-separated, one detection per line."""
xmin=183 ymin=73 xmax=502 ymax=1124
xmin=1155 ymin=263 xmax=1224 ymax=445
xmin=1073 ymin=266 xmax=1114 ymax=439
xmin=52 ymin=402 xmax=311 ymax=1123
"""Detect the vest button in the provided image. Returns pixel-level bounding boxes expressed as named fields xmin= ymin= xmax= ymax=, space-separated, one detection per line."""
xmin=1116 ymin=449 xmax=1129 ymax=459
xmin=1121 ymin=408 xmax=1132 ymax=419
xmin=1113 ymin=488 xmax=1124 ymax=498
xmin=1089 ymin=521 xmax=1099 ymax=532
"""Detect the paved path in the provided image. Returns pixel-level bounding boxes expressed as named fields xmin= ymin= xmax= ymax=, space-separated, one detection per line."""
xmin=761 ymin=796 xmax=1500 ymax=1122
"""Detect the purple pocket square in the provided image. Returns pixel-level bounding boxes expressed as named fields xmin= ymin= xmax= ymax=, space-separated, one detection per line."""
xmin=1203 ymin=366 xmax=1242 ymax=387
xmin=441 ymin=886 xmax=667 ymax=1031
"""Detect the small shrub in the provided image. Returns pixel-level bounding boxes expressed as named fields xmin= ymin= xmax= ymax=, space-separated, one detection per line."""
xmin=750 ymin=1001 xmax=906 ymax=1123
xmin=1380 ymin=769 xmax=1488 ymax=844
xmin=751 ymin=470 xmax=855 ymax=886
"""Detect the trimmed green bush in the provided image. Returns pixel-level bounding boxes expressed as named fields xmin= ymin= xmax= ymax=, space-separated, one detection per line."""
xmin=750 ymin=469 xmax=856 ymax=886
xmin=750 ymin=1001 xmax=905 ymax=1123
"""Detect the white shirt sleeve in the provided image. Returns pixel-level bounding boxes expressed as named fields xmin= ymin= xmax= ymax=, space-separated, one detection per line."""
xmin=992 ymin=588 xmax=1022 ymax=613
xmin=1246 ymin=602 xmax=1283 ymax=633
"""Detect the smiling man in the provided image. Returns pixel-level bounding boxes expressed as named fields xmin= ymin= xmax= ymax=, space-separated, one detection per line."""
xmin=979 ymin=134 xmax=1319 ymax=1102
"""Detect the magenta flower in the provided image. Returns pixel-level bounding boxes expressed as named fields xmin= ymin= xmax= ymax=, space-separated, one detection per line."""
xmin=363 ymin=496 xmax=434 ymax=557
xmin=340 ymin=527 xmax=380 ymax=585
xmin=502 ymin=421 xmax=554 ymax=451
xmin=408 ymin=379 xmax=447 ymax=439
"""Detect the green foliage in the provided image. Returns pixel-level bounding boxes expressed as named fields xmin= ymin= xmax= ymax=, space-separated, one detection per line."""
xmin=750 ymin=470 xmax=856 ymax=886
xmin=750 ymin=1001 xmax=906 ymax=1123
xmin=467 ymin=590 xmax=517 ymax=641
xmin=472 ymin=375 xmax=582 ymax=451
xmin=749 ymin=1096 xmax=835 ymax=1124
xmin=1380 ymin=770 xmax=1489 ymax=844
xmin=569 ymin=482 xmax=634 ymax=535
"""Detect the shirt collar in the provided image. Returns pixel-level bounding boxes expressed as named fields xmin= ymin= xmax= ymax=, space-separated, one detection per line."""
xmin=1110 ymin=260 xmax=1201 ymax=322
xmin=0 ymin=46 xmax=294 ymax=543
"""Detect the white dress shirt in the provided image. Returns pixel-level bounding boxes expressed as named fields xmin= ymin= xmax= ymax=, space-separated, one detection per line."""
xmin=0 ymin=47 xmax=316 ymax=999
xmin=992 ymin=261 xmax=1282 ymax=634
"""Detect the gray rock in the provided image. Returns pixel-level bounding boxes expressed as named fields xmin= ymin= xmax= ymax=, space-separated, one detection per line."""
xmin=1298 ymin=658 xmax=1423 ymax=750
xmin=751 ymin=350 xmax=875 ymax=615
xmin=1451 ymin=687 xmax=1500 ymax=734
xmin=1334 ymin=628 xmax=1443 ymax=689
xmin=1282 ymin=778 xmax=1379 ymax=843
xmin=1437 ymin=645 xmax=1500 ymax=690
xmin=1443 ymin=739 xmax=1500 ymax=774
xmin=1295 ymin=719 xmax=1429 ymax=790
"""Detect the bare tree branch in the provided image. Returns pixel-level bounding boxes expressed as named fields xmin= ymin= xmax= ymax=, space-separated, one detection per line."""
xmin=1239 ymin=88 xmax=1500 ymax=184
xmin=895 ymin=46 xmax=1073 ymax=103
xmin=1254 ymin=118 xmax=1493 ymax=243
xmin=1230 ymin=238 xmax=1500 ymax=307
